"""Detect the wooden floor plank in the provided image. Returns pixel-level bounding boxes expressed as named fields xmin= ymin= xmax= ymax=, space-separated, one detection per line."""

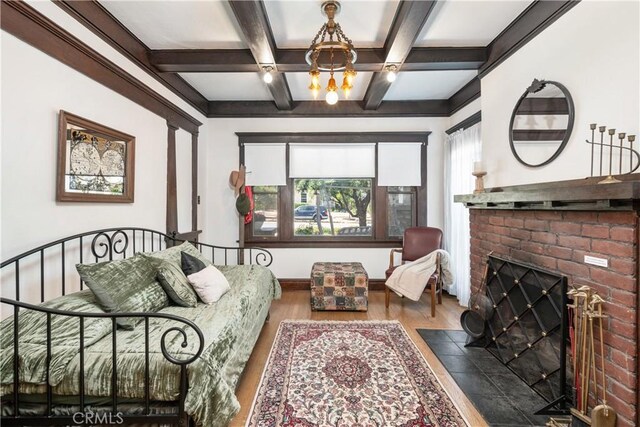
xmin=231 ymin=290 xmax=488 ymax=426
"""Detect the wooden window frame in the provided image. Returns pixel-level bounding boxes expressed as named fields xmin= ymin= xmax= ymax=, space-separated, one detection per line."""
xmin=239 ymin=132 xmax=430 ymax=248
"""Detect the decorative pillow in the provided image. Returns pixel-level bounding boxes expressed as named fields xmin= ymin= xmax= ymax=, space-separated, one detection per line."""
xmin=181 ymin=252 xmax=206 ymax=277
xmin=141 ymin=254 xmax=198 ymax=308
xmin=187 ymin=266 xmax=231 ymax=304
xmin=146 ymin=241 xmax=211 ymax=269
xmin=76 ymin=254 xmax=169 ymax=329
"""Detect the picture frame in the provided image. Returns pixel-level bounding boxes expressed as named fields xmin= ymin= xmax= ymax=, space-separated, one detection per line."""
xmin=56 ymin=110 xmax=135 ymax=203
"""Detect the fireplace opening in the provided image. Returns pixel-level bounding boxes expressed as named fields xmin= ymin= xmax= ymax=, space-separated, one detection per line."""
xmin=466 ymin=256 xmax=571 ymax=414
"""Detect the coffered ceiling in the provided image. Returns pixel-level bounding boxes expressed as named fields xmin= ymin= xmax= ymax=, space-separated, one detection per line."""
xmin=85 ymin=0 xmax=578 ymax=117
xmin=416 ymin=1 xmax=531 ymax=47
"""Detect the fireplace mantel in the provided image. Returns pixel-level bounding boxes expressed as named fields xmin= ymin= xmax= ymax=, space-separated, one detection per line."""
xmin=455 ymin=175 xmax=640 ymax=211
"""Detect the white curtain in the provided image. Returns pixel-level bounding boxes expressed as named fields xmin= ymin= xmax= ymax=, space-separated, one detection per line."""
xmin=444 ymin=123 xmax=481 ymax=307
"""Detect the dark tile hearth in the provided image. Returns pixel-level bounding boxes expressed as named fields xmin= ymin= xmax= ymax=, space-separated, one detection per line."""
xmin=417 ymin=329 xmax=549 ymax=427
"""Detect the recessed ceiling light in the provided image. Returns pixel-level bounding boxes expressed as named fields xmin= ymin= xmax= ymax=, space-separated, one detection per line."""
xmin=386 ymin=64 xmax=398 ymax=82
xmin=262 ymin=66 xmax=274 ymax=84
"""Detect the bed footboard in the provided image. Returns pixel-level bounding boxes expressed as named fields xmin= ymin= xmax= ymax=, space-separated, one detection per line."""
xmin=0 ymin=298 xmax=204 ymax=426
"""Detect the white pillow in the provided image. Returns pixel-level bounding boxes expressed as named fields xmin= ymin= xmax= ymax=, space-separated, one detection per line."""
xmin=187 ymin=266 xmax=230 ymax=304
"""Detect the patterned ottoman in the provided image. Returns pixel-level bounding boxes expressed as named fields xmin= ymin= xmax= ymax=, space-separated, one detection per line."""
xmin=310 ymin=262 xmax=368 ymax=311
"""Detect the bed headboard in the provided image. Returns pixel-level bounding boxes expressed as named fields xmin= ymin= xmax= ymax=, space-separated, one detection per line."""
xmin=0 ymin=227 xmax=272 ymax=305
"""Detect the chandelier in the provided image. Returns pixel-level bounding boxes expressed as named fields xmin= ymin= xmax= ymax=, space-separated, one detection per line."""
xmin=305 ymin=1 xmax=357 ymax=105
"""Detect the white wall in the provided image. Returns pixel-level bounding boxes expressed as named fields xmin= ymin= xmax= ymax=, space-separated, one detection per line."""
xmin=1 ymin=33 xmax=168 ymax=260
xmin=482 ymin=0 xmax=640 ymax=187
xmin=201 ymin=117 xmax=448 ymax=279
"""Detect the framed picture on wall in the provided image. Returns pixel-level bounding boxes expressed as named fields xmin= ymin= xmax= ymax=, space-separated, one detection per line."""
xmin=56 ymin=110 xmax=135 ymax=203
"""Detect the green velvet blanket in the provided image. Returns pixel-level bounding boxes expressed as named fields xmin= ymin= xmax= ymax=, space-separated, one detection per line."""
xmin=0 ymin=264 xmax=281 ymax=427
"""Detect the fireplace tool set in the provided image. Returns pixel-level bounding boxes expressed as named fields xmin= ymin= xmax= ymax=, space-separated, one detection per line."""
xmin=566 ymin=286 xmax=616 ymax=427
xmin=586 ymin=124 xmax=638 ymax=184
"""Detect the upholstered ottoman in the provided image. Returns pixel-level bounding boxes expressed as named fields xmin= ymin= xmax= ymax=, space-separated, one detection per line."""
xmin=310 ymin=262 xmax=368 ymax=311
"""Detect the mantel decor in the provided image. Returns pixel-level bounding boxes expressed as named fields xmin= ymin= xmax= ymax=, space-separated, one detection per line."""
xmin=56 ymin=110 xmax=135 ymax=203
xmin=509 ymin=79 xmax=575 ymax=168
xmin=305 ymin=1 xmax=357 ymax=105
xmin=585 ymin=123 xmax=637 ymax=184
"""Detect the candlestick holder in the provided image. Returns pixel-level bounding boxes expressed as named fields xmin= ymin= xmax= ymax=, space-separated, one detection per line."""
xmin=599 ymin=128 xmax=622 ymax=183
xmin=472 ymin=171 xmax=487 ymax=193
xmin=586 ymin=124 xmax=639 ymax=184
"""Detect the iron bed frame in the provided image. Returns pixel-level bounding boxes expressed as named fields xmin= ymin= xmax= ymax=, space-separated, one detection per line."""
xmin=0 ymin=227 xmax=273 ymax=426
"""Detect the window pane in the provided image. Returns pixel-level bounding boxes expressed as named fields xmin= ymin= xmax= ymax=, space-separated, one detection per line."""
xmin=253 ymin=186 xmax=278 ymax=236
xmin=293 ymin=179 xmax=372 ymax=237
xmin=388 ymin=192 xmax=414 ymax=237
xmin=388 ymin=186 xmax=413 ymax=193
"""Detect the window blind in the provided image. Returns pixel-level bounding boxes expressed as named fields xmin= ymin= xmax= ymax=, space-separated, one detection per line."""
xmin=289 ymin=143 xmax=376 ymax=178
xmin=377 ymin=143 xmax=422 ymax=186
xmin=244 ymin=143 xmax=287 ymax=186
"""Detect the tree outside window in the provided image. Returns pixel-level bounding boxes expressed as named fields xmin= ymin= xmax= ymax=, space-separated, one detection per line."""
xmin=294 ymin=179 xmax=372 ymax=236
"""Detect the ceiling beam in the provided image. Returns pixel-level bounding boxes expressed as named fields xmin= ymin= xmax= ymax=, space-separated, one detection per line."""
xmin=149 ymin=47 xmax=486 ymax=73
xmin=363 ymin=1 xmax=438 ymax=110
xmin=208 ymin=100 xmax=450 ymax=118
xmin=149 ymin=49 xmax=257 ymax=72
xmin=227 ymin=0 xmax=292 ymax=110
xmin=448 ymin=77 xmax=481 ymax=115
xmin=403 ymin=47 xmax=486 ymax=71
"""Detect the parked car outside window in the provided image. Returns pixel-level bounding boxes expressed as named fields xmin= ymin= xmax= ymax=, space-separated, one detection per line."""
xmin=294 ymin=205 xmax=328 ymax=220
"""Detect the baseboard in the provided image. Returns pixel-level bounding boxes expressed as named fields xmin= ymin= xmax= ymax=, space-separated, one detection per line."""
xmin=278 ymin=278 xmax=387 ymax=291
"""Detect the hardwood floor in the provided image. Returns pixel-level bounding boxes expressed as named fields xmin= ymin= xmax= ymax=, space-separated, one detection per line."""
xmin=231 ymin=290 xmax=488 ymax=426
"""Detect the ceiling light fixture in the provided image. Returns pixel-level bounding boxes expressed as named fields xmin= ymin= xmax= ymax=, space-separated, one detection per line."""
xmin=385 ymin=64 xmax=398 ymax=82
xmin=305 ymin=1 xmax=357 ymax=105
xmin=262 ymin=65 xmax=274 ymax=84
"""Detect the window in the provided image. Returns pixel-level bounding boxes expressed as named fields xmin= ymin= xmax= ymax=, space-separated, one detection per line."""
xmin=240 ymin=132 xmax=428 ymax=247
xmin=387 ymin=186 xmax=415 ymax=238
xmin=252 ymin=186 xmax=278 ymax=236
xmin=293 ymin=179 xmax=372 ymax=237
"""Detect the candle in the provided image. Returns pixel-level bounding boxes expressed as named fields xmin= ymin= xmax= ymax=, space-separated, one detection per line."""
xmin=473 ymin=161 xmax=484 ymax=173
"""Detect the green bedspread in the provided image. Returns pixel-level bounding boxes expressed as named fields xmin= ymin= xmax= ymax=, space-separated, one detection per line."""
xmin=0 ymin=264 xmax=281 ymax=427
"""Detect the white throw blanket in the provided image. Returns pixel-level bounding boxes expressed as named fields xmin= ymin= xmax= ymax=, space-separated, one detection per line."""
xmin=385 ymin=249 xmax=454 ymax=301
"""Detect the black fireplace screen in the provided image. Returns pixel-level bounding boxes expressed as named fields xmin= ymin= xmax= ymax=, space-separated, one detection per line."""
xmin=483 ymin=256 xmax=569 ymax=409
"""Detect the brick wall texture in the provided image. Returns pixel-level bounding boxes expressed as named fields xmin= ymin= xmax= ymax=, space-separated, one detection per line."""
xmin=469 ymin=209 xmax=639 ymax=426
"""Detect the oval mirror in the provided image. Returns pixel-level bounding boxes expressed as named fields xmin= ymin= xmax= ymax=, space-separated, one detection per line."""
xmin=509 ymin=79 xmax=575 ymax=167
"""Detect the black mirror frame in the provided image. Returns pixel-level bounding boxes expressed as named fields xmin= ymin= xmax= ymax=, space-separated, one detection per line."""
xmin=509 ymin=79 xmax=575 ymax=168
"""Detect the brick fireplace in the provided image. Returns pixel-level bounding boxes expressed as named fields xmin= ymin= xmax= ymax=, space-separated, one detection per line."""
xmin=457 ymin=177 xmax=639 ymax=427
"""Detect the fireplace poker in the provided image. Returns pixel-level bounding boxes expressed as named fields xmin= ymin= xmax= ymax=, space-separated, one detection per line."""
xmin=567 ymin=288 xmax=580 ymax=392
xmin=579 ymin=287 xmax=591 ymax=413
xmin=575 ymin=285 xmax=591 ymax=410
xmin=584 ymin=297 xmax=596 ymax=415
xmin=590 ymin=294 xmax=617 ymax=427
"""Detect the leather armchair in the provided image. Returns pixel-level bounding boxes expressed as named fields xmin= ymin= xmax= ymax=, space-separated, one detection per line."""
xmin=385 ymin=226 xmax=443 ymax=317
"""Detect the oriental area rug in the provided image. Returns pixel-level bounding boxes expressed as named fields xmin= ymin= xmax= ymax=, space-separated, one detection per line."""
xmin=246 ymin=320 xmax=468 ymax=427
